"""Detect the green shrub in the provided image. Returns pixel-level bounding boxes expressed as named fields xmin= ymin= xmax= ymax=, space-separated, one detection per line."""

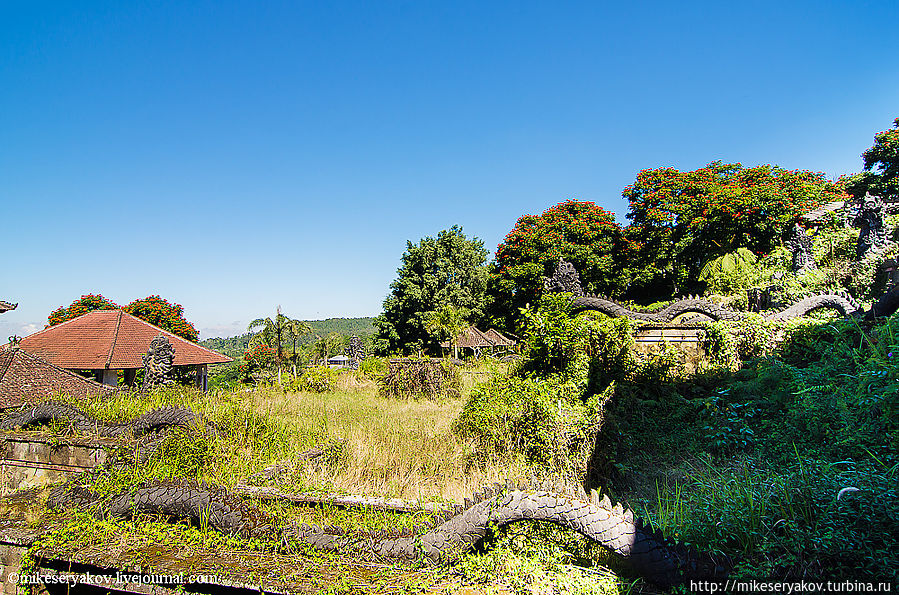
xmin=454 ymin=373 xmax=605 ymax=477
xmin=520 ymin=293 xmax=635 ymax=383
xmin=295 ymin=365 xmax=337 ymax=392
xmin=358 ymin=356 xmax=387 ymax=377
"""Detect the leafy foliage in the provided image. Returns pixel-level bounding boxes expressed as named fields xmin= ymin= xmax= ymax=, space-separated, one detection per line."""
xmin=124 ymin=295 xmax=199 ymax=341
xmin=293 ymin=365 xmax=337 ymax=392
xmin=424 ymin=303 xmax=468 ymax=358
xmin=844 ymin=116 xmax=899 ymax=200
xmin=47 ymin=294 xmax=119 ymax=326
xmin=486 ymin=200 xmax=628 ymax=332
xmin=698 ymin=247 xmax=760 ymax=296
xmin=375 ymin=226 xmax=488 ymax=354
xmin=455 ymin=373 xmax=605 ymax=477
xmin=622 ymin=162 xmax=847 ymax=296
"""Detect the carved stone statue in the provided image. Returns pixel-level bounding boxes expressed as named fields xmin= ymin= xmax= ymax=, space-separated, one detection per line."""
xmin=543 ymin=258 xmax=585 ymax=296
xmin=784 ymin=223 xmax=817 ymax=272
xmin=344 ymin=335 xmax=365 ymax=370
xmin=142 ymin=334 xmax=176 ymax=392
xmin=853 ymin=192 xmax=889 ymax=260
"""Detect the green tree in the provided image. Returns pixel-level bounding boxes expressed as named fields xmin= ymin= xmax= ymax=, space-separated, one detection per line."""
xmin=284 ymin=318 xmax=312 ymax=363
xmin=312 ymin=333 xmax=343 ymax=362
xmin=248 ymin=306 xmax=295 ymax=364
xmin=124 ymin=296 xmax=199 ymax=342
xmin=48 ymin=294 xmax=119 ymax=326
xmin=375 ymin=226 xmax=488 ymax=354
xmin=844 ymin=116 xmax=899 ymax=200
xmin=486 ymin=200 xmax=629 ymax=333
xmin=424 ymin=303 xmax=468 ymax=359
xmin=623 ymin=162 xmax=846 ymax=297
xmin=698 ymin=247 xmax=761 ymax=295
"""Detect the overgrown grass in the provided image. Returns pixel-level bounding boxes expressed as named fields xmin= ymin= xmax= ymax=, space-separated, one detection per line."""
xmin=8 ymin=360 xmax=633 ymax=594
xmin=644 ymin=455 xmax=899 ymax=581
xmin=45 ymin=365 xmax=523 ymax=502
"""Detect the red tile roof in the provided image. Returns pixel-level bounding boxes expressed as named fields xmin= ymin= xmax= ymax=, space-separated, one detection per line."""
xmin=18 ymin=310 xmax=232 ymax=369
xmin=0 ymin=347 xmax=120 ymax=409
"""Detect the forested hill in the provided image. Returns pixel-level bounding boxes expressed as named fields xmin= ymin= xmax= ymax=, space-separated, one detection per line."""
xmin=306 ymin=317 xmax=376 ymax=337
xmin=200 ymin=317 xmax=376 ymax=357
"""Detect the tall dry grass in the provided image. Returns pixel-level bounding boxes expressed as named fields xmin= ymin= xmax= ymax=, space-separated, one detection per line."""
xmin=44 ymin=363 xmax=524 ymax=503
xmin=247 ymin=366 xmax=527 ymax=501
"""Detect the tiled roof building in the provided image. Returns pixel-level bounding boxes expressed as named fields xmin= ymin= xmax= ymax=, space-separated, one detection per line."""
xmin=18 ymin=310 xmax=231 ymax=390
xmin=0 ymin=348 xmax=120 ymax=409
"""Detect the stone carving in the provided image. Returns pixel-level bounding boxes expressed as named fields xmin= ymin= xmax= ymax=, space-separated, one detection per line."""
xmin=142 ymin=334 xmax=176 ymax=392
xmin=853 ymin=192 xmax=890 ymax=260
xmin=542 ymin=258 xmax=585 ymax=296
xmin=0 ymin=400 xmax=204 ymax=438
xmin=49 ymin=476 xmax=729 ymax=587
xmin=571 ymin=292 xmax=861 ymax=322
xmin=784 ymin=223 xmax=817 ymax=272
xmin=546 ymin=262 xmax=863 ymax=322
xmin=344 ymin=335 xmax=365 ymax=370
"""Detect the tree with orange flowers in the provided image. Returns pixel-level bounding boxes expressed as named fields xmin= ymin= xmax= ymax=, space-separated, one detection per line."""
xmin=622 ymin=161 xmax=848 ymax=297
xmin=47 ymin=294 xmax=119 ymax=326
xmin=48 ymin=294 xmax=199 ymax=342
xmin=485 ymin=200 xmax=629 ymax=332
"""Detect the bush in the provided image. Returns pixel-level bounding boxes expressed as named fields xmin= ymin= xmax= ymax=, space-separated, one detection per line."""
xmin=294 ymin=366 xmax=337 ymax=392
xmin=358 ymin=356 xmax=387 ymax=377
xmin=702 ymin=315 xmax=780 ymax=371
xmin=378 ymin=358 xmax=460 ymax=400
xmin=520 ymin=292 xmax=635 ymax=382
xmin=454 ymin=373 xmax=606 ymax=477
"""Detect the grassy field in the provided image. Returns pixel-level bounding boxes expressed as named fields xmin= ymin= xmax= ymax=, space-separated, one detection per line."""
xmin=4 ymin=363 xmax=632 ymax=594
xmin=244 ymin=369 xmax=529 ymax=501
xmin=52 ymin=369 xmax=514 ymax=502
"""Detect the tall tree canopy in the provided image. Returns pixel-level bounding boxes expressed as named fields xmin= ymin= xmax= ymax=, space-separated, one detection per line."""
xmin=485 ymin=200 xmax=628 ymax=332
xmin=375 ymin=226 xmax=488 ymax=354
xmin=248 ymin=306 xmax=311 ymax=364
xmin=845 ymin=116 xmax=899 ymax=200
xmin=622 ymin=162 xmax=847 ymax=296
xmin=125 ymin=296 xmax=199 ymax=342
xmin=48 ymin=294 xmax=199 ymax=342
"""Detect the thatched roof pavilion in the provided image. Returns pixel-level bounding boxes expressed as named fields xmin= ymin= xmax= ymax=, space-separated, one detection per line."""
xmin=440 ymin=326 xmax=516 ymax=357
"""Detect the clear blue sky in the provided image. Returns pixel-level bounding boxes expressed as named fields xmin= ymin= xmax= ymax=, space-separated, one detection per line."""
xmin=2 ymin=1 xmax=897 ymax=339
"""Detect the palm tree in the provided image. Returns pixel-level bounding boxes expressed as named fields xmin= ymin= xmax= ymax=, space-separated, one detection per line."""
xmin=248 ymin=306 xmax=310 ymax=369
xmin=312 ymin=333 xmax=342 ymax=364
xmin=425 ymin=304 xmax=468 ymax=359
xmin=284 ymin=317 xmax=312 ymax=363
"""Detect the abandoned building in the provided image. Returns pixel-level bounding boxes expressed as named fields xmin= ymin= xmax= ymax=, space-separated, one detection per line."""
xmin=17 ymin=310 xmax=231 ymax=390
xmin=0 ymin=347 xmax=121 ymax=410
xmin=440 ymin=326 xmax=516 ymax=358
